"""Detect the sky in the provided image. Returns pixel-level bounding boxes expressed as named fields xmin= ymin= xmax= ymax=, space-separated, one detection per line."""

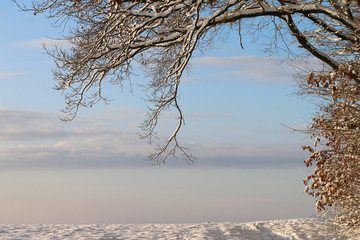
xmin=0 ymin=1 xmax=319 ymax=224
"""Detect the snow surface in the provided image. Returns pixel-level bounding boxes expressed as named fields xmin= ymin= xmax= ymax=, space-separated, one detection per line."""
xmin=0 ymin=218 xmax=358 ymax=240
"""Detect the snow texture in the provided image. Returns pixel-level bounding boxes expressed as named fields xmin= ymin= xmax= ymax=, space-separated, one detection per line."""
xmin=0 ymin=218 xmax=358 ymax=240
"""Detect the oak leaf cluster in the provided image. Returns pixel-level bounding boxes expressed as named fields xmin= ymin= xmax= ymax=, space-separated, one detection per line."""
xmin=302 ymin=61 xmax=360 ymax=227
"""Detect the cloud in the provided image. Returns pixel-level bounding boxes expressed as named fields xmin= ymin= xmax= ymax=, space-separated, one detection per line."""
xmin=0 ymin=129 xmax=68 ymax=141
xmin=0 ymin=108 xmax=61 ymax=132
xmin=187 ymin=112 xmax=235 ymax=119
xmin=0 ymin=108 xmax=153 ymax=170
xmin=94 ymin=107 xmax=146 ymax=121
xmin=0 ymin=72 xmax=27 ymax=78
xmin=0 ymin=131 xmax=153 ymax=169
xmin=187 ymin=56 xmax=296 ymax=83
xmin=16 ymin=38 xmax=72 ymax=48
xmin=0 ymin=108 xmax=306 ymax=170
xmin=191 ymin=142 xmax=307 ymax=169
xmin=0 ymin=141 xmax=306 ymax=170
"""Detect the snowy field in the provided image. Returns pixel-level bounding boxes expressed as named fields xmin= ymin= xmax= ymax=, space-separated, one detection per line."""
xmin=0 ymin=218 xmax=359 ymax=240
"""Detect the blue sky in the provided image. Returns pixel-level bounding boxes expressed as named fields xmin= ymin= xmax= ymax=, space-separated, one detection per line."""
xmin=0 ymin=1 xmax=318 ymax=224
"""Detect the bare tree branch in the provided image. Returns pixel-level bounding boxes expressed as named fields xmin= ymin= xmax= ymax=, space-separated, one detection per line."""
xmin=14 ymin=0 xmax=360 ymax=165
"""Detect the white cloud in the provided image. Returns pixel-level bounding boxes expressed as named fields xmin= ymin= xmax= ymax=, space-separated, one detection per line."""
xmin=194 ymin=142 xmax=297 ymax=157
xmin=0 ymin=108 xmax=306 ymax=170
xmin=94 ymin=107 xmax=146 ymax=121
xmin=189 ymin=142 xmax=307 ymax=168
xmin=187 ymin=112 xmax=235 ymax=119
xmin=188 ymin=56 xmax=296 ymax=83
xmin=0 ymin=108 xmax=61 ymax=131
xmin=0 ymin=108 xmax=153 ymax=170
xmin=0 ymin=132 xmax=152 ymax=170
xmin=0 ymin=72 xmax=27 ymax=78
xmin=16 ymin=38 xmax=72 ymax=48
xmin=191 ymin=56 xmax=261 ymax=67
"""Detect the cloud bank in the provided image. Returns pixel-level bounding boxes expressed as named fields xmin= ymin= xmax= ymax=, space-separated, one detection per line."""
xmin=0 ymin=108 xmax=306 ymax=170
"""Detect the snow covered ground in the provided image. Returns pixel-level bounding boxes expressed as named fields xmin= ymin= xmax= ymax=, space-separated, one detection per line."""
xmin=0 ymin=218 xmax=358 ymax=240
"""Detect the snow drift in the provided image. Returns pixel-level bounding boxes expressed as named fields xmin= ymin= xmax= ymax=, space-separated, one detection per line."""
xmin=0 ymin=218 xmax=359 ymax=240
